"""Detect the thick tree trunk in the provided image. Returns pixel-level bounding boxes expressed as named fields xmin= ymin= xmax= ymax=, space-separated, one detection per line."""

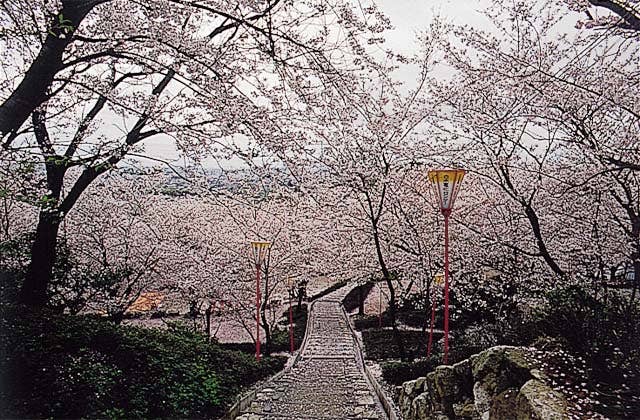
xmin=261 ymin=267 xmax=271 ymax=355
xmin=109 ymin=310 xmax=125 ymax=325
xmin=18 ymin=211 xmax=62 ymax=308
xmin=297 ymin=285 xmax=305 ymax=312
xmin=371 ymin=218 xmax=406 ymax=360
xmin=261 ymin=308 xmax=271 ymax=355
xmin=630 ymin=259 xmax=639 ymax=307
xmin=0 ymin=1 xmax=96 ymax=141
xmin=589 ymin=0 xmax=640 ymax=31
xmin=629 ymin=219 xmax=639 ymax=308
xmin=205 ymin=304 xmax=213 ymax=338
xmin=385 ymin=277 xmax=406 ymax=360
xmin=523 ymin=204 xmax=566 ymax=278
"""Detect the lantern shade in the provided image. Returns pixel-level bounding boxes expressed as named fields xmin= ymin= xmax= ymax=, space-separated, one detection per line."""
xmin=286 ymin=276 xmax=294 ymax=289
xmin=250 ymin=241 xmax=271 ymax=266
xmin=428 ymin=169 xmax=466 ymax=211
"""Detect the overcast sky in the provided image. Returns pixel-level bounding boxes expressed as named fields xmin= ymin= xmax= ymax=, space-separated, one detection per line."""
xmin=378 ymin=0 xmax=492 ymax=54
xmin=139 ymin=0 xmax=585 ymax=170
xmin=141 ymin=1 xmax=495 ymax=169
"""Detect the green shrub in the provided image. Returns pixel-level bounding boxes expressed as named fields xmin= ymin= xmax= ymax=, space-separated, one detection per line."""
xmin=352 ymin=313 xmax=390 ymax=330
xmin=0 ymin=306 xmax=285 ymax=419
xmin=380 ymin=357 xmax=439 ymax=385
xmin=361 ymin=329 xmax=432 ymax=360
xmin=271 ymin=307 xmax=307 ymax=353
xmin=397 ymin=293 xmax=432 ymax=328
xmin=540 ymin=285 xmax=640 ymax=386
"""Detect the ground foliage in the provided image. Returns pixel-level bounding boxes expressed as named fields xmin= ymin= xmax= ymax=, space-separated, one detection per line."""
xmin=272 ymin=304 xmax=308 ymax=353
xmin=361 ymin=329 xmax=428 ymax=361
xmin=380 ymin=357 xmax=440 ymax=386
xmin=372 ymin=283 xmax=640 ymax=418
xmin=0 ymin=306 xmax=285 ymax=419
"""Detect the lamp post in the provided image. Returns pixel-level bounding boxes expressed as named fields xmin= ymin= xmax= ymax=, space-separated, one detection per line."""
xmin=251 ymin=241 xmax=271 ymax=361
xmin=287 ymin=276 xmax=295 ymax=354
xmin=428 ymin=169 xmax=465 ymax=364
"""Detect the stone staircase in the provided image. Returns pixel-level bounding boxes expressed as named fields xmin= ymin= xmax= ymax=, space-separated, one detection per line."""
xmin=235 ymin=287 xmax=387 ymax=420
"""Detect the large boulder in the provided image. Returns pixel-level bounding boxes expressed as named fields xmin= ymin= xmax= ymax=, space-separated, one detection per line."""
xmin=471 ymin=346 xmax=534 ymax=419
xmin=396 ymin=345 xmax=569 ymax=420
xmin=515 ymin=379 xmax=568 ymax=420
xmin=399 ymin=377 xmax=426 ymax=418
xmin=470 ymin=346 xmax=532 ymax=397
xmin=488 ymin=388 xmax=519 ymax=419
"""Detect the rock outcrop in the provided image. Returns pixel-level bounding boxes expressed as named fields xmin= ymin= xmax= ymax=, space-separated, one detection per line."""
xmin=396 ymin=346 xmax=568 ymax=419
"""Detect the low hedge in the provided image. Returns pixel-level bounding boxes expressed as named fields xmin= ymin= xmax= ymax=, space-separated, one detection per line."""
xmin=0 ymin=306 xmax=285 ymax=419
xmin=381 ymin=357 xmax=439 ymax=385
xmin=352 ymin=313 xmax=391 ymax=330
xmin=361 ymin=329 xmax=435 ymax=360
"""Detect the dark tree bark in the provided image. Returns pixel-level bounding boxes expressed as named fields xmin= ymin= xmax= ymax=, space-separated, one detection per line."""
xmin=18 ymin=111 xmax=67 ymax=308
xmin=523 ymin=203 xmax=566 ymax=278
xmin=296 ymin=280 xmax=307 ymax=312
xmin=18 ymin=211 xmax=62 ymax=307
xmin=0 ymin=1 xmax=107 ymax=143
xmin=364 ymin=183 xmax=407 ymax=361
xmin=17 ymin=70 xmax=174 ymax=309
xmin=627 ymin=214 xmax=639 ymax=308
xmin=588 ymin=0 xmax=640 ymax=31
xmin=261 ymin=254 xmax=272 ymax=355
xmin=496 ymin=164 xmax=566 ymax=278
xmin=205 ymin=303 xmax=213 ymax=338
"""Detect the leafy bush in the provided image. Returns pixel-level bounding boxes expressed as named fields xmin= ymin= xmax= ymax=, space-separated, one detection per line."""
xmin=0 ymin=306 xmax=285 ymax=419
xmin=220 ymin=341 xmax=257 ymax=354
xmin=446 ymin=284 xmax=640 ymax=418
xmin=271 ymin=304 xmax=308 ymax=353
xmin=361 ymin=329 xmax=432 ymax=360
xmin=539 ymin=286 xmax=640 ymax=387
xmin=447 ymin=276 xmax=522 ymax=332
xmin=397 ymin=293 xmax=432 ymax=328
xmin=380 ymin=357 xmax=439 ymax=385
xmin=352 ymin=313 xmax=390 ymax=330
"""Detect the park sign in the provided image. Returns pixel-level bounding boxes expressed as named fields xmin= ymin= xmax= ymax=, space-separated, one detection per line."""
xmin=428 ymin=169 xmax=466 ymax=213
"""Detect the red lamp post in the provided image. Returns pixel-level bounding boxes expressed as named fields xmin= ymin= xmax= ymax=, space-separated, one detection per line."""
xmin=251 ymin=241 xmax=271 ymax=361
xmin=428 ymin=169 xmax=465 ymax=364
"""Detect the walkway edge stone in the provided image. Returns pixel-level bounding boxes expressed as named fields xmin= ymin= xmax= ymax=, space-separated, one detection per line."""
xmin=341 ymin=304 xmax=401 ymax=420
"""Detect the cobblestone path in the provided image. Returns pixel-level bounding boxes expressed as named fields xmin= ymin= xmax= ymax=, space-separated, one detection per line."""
xmin=236 ymin=288 xmax=387 ymax=420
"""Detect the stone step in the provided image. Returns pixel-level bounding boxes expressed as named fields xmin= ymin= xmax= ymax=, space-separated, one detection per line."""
xmin=235 ymin=286 xmax=387 ymax=419
xmin=242 ymin=400 xmax=383 ymax=419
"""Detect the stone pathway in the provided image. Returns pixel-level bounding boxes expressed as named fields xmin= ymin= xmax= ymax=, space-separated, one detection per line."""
xmin=236 ymin=288 xmax=387 ymax=420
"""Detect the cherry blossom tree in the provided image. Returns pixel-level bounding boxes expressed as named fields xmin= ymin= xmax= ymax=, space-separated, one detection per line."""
xmin=428 ymin=0 xmax=639 ymax=303
xmin=562 ymin=0 xmax=640 ymax=33
xmin=0 ymin=0 xmax=392 ymax=309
